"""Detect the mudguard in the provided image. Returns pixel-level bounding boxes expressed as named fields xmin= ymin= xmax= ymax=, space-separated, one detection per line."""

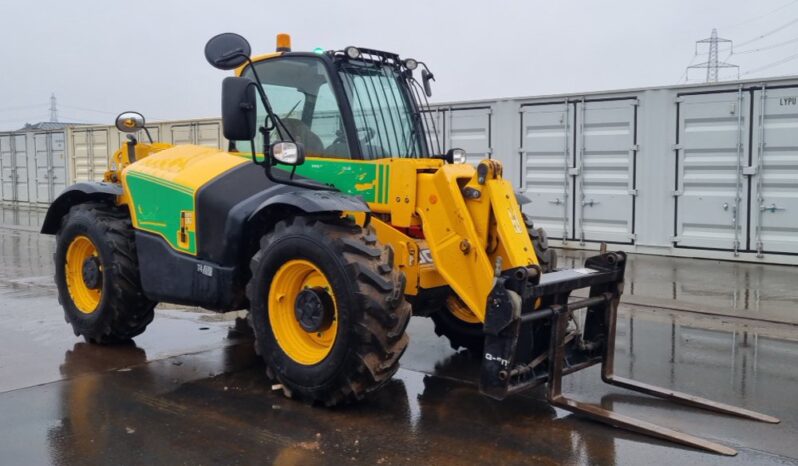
xmin=40 ymin=182 xmax=123 ymax=234
xmin=247 ymin=189 xmax=370 ymax=222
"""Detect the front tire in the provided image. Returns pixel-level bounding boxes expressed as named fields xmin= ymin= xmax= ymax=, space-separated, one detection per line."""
xmin=246 ymin=215 xmax=411 ymax=406
xmin=55 ymin=202 xmax=156 ymax=344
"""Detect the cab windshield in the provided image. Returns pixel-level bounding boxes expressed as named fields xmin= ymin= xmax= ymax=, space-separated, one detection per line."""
xmin=338 ymin=63 xmax=426 ymax=159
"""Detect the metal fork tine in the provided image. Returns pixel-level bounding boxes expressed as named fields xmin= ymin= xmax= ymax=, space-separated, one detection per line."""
xmin=603 ymin=375 xmax=780 ymax=424
xmin=547 ymin=303 xmax=738 ymax=456
xmin=548 ymin=394 xmax=738 ymax=456
xmin=600 ymin=291 xmax=780 ymax=424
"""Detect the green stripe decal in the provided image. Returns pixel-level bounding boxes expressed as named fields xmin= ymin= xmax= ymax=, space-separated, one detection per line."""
xmin=384 ymin=166 xmax=390 ymax=204
xmin=378 ymin=165 xmax=384 ymax=203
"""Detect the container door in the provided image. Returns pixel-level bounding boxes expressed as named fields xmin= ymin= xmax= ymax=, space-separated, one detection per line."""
xmin=520 ymin=102 xmax=574 ymax=242
xmin=750 ymin=86 xmax=798 ymax=255
xmin=89 ymin=129 xmax=110 ymax=181
xmin=574 ymin=99 xmax=638 ymax=244
xmin=33 ymin=133 xmax=50 ymax=203
xmin=196 ymin=121 xmax=223 ymax=148
xmin=71 ymin=130 xmax=92 ymax=181
xmin=675 ymin=91 xmax=749 ymax=251
xmin=12 ymin=134 xmax=28 ymax=202
xmin=170 ymin=123 xmax=194 ymax=146
xmin=50 ymin=132 xmax=67 ymax=200
xmin=446 ymin=108 xmax=491 ymax=165
xmin=0 ymin=135 xmax=12 ymax=202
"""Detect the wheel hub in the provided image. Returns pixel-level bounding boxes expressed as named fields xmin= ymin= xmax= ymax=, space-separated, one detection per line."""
xmin=81 ymin=256 xmax=102 ymax=290
xmin=294 ymin=287 xmax=334 ymax=333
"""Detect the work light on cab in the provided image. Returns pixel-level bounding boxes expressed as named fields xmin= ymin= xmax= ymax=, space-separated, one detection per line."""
xmin=404 ymin=58 xmax=418 ymax=70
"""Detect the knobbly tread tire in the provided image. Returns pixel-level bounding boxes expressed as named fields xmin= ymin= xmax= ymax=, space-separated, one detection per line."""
xmin=523 ymin=213 xmax=557 ymax=274
xmin=431 ymin=214 xmax=558 ymax=355
xmin=246 ymin=215 xmax=411 ymax=406
xmin=55 ymin=201 xmax=156 ymax=344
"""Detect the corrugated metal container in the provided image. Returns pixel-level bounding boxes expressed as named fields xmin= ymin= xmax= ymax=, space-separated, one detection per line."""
xmin=66 ymin=117 xmax=225 ymax=183
xmin=1 ymin=128 xmax=69 ymax=205
xmin=428 ymin=75 xmax=798 ymax=265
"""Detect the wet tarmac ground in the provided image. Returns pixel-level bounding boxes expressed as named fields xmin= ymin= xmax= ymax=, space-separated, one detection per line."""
xmin=2 ymin=208 xmax=798 ymax=465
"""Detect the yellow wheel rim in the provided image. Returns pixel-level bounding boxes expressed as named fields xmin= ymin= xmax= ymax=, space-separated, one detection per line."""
xmin=268 ymin=259 xmax=338 ymax=365
xmin=446 ymin=295 xmax=481 ymax=324
xmin=65 ymin=235 xmax=102 ymax=314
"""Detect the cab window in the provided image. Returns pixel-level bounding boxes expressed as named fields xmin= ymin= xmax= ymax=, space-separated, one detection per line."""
xmin=242 ymin=57 xmax=350 ymax=159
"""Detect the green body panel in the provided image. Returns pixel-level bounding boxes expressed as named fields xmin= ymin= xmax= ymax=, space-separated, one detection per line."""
xmin=125 ymin=172 xmax=197 ymax=254
xmin=277 ymin=158 xmax=389 ymax=204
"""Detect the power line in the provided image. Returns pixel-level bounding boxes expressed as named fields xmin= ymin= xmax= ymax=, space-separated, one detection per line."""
xmin=736 ymin=17 xmax=798 ymax=48
xmin=742 ymin=51 xmax=798 ymax=75
xmin=733 ymin=36 xmax=798 ymax=54
xmin=723 ymin=0 xmax=798 ymax=30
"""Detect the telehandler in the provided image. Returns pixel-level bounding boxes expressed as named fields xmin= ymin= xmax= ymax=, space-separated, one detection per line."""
xmin=42 ymin=32 xmax=778 ymax=455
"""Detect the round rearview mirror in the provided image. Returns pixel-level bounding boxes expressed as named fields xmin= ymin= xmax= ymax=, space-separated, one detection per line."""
xmin=205 ymin=33 xmax=252 ymax=70
xmin=115 ymin=111 xmax=146 ymax=133
xmin=271 ymin=141 xmax=305 ymax=166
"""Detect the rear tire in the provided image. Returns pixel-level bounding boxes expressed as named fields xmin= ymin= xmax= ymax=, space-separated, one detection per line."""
xmin=55 ymin=202 xmax=156 ymax=344
xmin=246 ymin=215 xmax=411 ymax=406
xmin=430 ymin=215 xmax=557 ymax=355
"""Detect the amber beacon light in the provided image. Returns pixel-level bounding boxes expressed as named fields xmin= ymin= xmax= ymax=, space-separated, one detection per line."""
xmin=276 ymin=33 xmax=291 ymax=52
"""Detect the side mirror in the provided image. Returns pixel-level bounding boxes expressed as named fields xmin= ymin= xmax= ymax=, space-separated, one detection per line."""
xmin=204 ymin=33 xmax=252 ymax=70
xmin=221 ymin=77 xmax=257 ymax=141
xmin=422 ymin=69 xmax=434 ymax=98
xmin=115 ymin=111 xmax=146 ymax=133
xmin=271 ymin=141 xmax=305 ymax=166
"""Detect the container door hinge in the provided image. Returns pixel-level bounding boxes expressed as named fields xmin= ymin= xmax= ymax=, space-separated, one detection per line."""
xmin=670 ymin=235 xmax=681 ymax=243
xmin=674 ymin=96 xmax=685 ymax=104
xmin=630 ymin=144 xmax=640 ymax=152
xmin=672 ymin=143 xmax=683 ymax=150
xmin=742 ymin=166 xmax=757 ymax=176
xmin=631 ymin=99 xmax=640 ymax=106
xmin=568 ymin=167 xmax=581 ymax=176
xmin=628 ymin=189 xmax=639 ymax=196
xmin=673 ymin=190 xmax=683 ymax=197
xmin=628 ymin=233 xmax=638 ymax=241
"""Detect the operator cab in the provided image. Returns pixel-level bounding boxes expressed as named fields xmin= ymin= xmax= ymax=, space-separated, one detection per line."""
xmin=205 ymin=33 xmax=463 ymax=163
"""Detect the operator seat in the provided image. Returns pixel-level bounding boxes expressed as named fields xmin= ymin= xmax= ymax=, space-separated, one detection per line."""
xmin=281 ymin=118 xmax=324 ymax=155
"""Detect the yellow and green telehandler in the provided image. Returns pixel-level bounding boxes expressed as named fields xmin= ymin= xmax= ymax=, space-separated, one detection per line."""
xmin=41 ymin=32 xmax=778 ymax=455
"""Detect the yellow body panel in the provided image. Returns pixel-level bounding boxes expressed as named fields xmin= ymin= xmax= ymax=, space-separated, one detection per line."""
xmin=122 ymin=145 xmax=247 ymax=192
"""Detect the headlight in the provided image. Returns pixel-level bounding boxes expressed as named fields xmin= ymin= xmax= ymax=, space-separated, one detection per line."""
xmin=404 ymin=58 xmax=418 ymax=70
xmin=271 ymin=141 xmax=306 ymax=166
xmin=446 ymin=148 xmax=467 ymax=164
xmin=345 ymin=46 xmax=361 ymax=59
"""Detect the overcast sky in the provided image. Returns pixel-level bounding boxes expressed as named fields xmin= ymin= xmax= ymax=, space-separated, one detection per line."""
xmin=1 ymin=0 xmax=798 ymax=130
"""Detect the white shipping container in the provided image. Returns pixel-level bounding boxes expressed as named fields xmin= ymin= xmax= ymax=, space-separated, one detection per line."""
xmin=429 ymin=75 xmax=798 ymax=265
xmin=66 ymin=118 xmax=226 ymax=184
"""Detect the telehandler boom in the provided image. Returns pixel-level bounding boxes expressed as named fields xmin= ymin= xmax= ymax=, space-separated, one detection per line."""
xmin=41 ymin=32 xmax=778 ymax=455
